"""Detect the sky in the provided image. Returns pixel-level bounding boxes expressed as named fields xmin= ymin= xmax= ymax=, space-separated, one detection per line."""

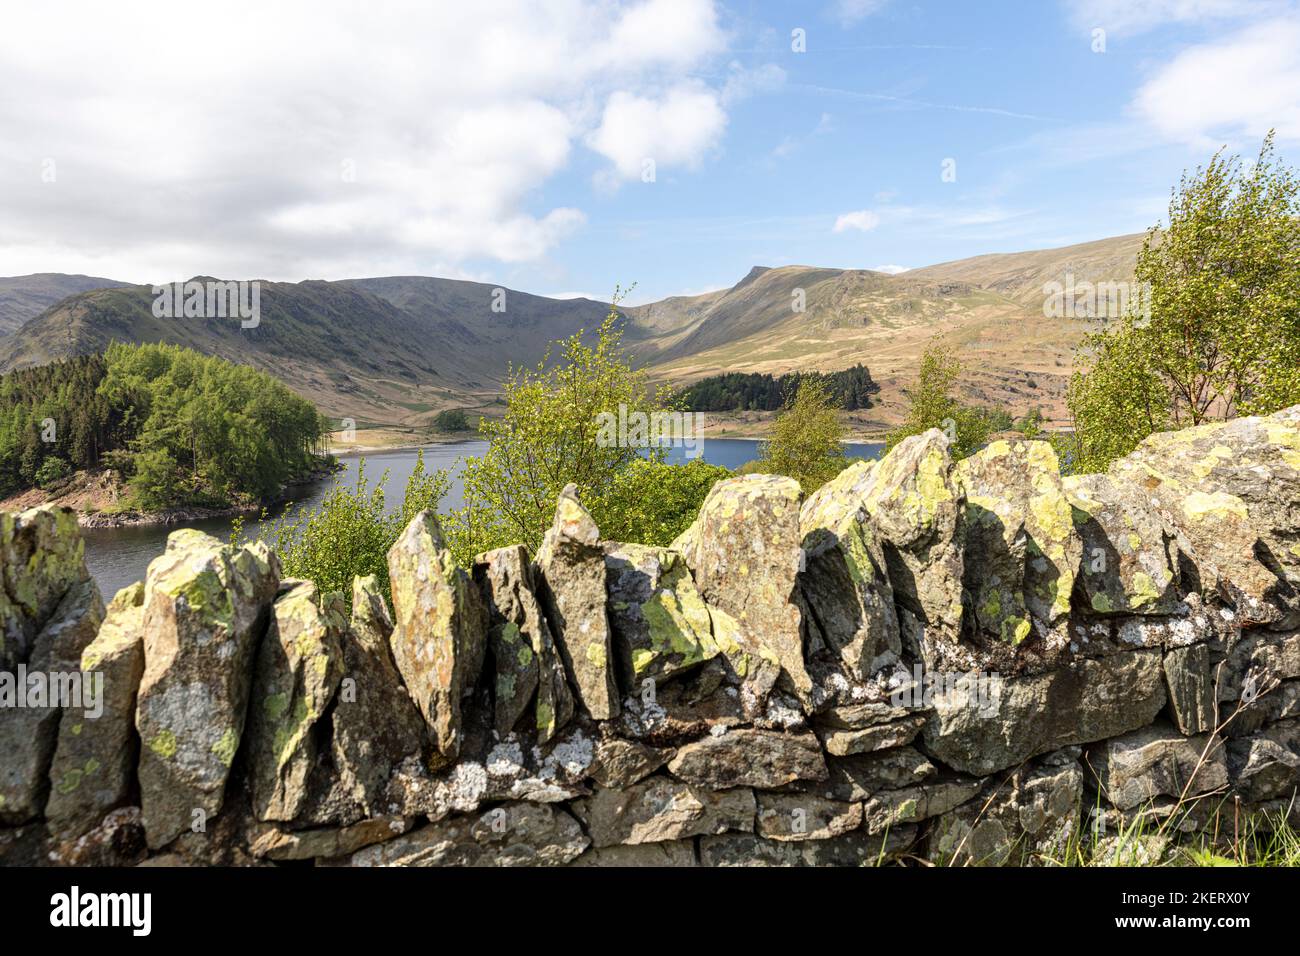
xmin=1 ymin=0 xmax=1297 ymax=304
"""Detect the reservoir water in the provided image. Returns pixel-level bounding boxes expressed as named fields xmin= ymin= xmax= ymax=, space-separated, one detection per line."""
xmin=82 ymin=437 xmax=884 ymax=598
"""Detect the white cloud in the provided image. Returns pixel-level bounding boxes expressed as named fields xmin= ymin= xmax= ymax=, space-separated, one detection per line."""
xmin=721 ymin=62 xmax=787 ymax=104
xmin=1133 ymin=17 xmax=1300 ymax=145
xmin=587 ymin=84 xmax=728 ymax=182
xmin=873 ymin=264 xmax=910 ymax=274
xmin=831 ymin=0 xmax=890 ymax=26
xmin=0 ymin=0 xmax=732 ymax=280
xmin=833 ymin=210 xmax=882 ymax=232
xmin=1064 ymin=0 xmax=1278 ymax=36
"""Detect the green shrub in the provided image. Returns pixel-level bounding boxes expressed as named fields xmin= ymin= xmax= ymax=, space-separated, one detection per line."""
xmin=587 ymin=457 xmax=731 ymax=547
xmin=433 ymin=408 xmax=471 ymax=432
xmin=755 ymin=378 xmax=846 ymax=493
xmin=254 ymin=450 xmax=449 ymax=605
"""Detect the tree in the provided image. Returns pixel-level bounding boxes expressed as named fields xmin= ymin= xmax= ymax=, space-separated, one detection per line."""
xmin=433 ymin=408 xmax=471 ymax=432
xmin=587 ymin=457 xmax=730 ymax=546
xmin=886 ymin=338 xmax=995 ymax=460
xmin=34 ymin=456 xmax=70 ymax=489
xmin=756 ymin=378 xmax=846 ymax=492
xmin=1065 ymin=132 xmax=1300 ymax=473
xmin=255 ymin=450 xmax=449 ymax=606
xmin=443 ymin=288 xmax=678 ymax=562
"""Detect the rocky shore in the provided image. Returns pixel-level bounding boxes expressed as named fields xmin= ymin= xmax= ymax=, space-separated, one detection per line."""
xmin=1 ymin=457 xmax=340 ymax=530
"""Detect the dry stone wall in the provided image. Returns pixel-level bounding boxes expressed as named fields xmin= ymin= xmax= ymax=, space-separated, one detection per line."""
xmin=3 ymin=405 xmax=1300 ymax=866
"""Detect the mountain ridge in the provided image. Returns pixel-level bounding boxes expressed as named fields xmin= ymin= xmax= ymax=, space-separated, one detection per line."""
xmin=0 ymin=232 xmax=1145 ymax=430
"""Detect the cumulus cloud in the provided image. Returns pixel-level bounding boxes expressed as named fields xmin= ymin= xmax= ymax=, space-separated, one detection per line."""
xmin=1133 ymin=17 xmax=1300 ymax=145
xmin=833 ymin=210 xmax=882 ymax=232
xmin=587 ymin=85 xmax=729 ymax=182
xmin=0 ymin=0 xmax=733 ymax=280
xmin=873 ymin=264 xmax=910 ymax=274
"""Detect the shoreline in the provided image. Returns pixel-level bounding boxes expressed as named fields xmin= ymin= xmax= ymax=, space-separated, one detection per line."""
xmin=7 ymin=459 xmax=344 ymax=531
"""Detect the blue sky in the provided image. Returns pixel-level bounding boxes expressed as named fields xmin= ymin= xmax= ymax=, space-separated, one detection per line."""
xmin=3 ymin=1 xmax=1296 ymax=304
xmin=528 ymin=0 xmax=1300 ymax=302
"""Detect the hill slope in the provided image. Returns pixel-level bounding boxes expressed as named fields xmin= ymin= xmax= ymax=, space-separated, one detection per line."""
xmin=0 ymin=281 xmax=500 ymax=425
xmin=0 ymin=273 xmax=133 ymax=337
xmin=629 ymin=233 xmax=1144 ymax=427
xmin=0 ymin=233 xmax=1144 ymax=432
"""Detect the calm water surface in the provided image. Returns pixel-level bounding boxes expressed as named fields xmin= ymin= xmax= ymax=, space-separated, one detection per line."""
xmin=83 ymin=437 xmax=883 ymax=598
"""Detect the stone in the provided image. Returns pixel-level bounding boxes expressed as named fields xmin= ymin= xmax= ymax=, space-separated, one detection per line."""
xmin=799 ymin=461 xmax=901 ymax=677
xmin=800 ymin=747 xmax=937 ymax=802
xmin=248 ymin=581 xmax=345 ymax=822
xmin=862 ymin=777 xmax=983 ymax=834
xmin=328 ymin=575 xmax=433 ymax=819
xmin=1064 ymin=472 xmax=1182 ymax=615
xmin=603 ymin=542 xmax=718 ymax=686
xmin=815 ymin=696 xmax=924 ymax=730
xmin=249 ymin=816 xmax=412 ymax=861
xmin=667 ymin=728 xmax=827 ymax=789
xmin=1218 ymin=628 xmax=1300 ymax=702
xmin=819 ymin=716 xmax=925 ymax=757
xmin=574 ymin=775 xmax=755 ymax=847
xmin=672 ymin=474 xmax=812 ymax=707
xmin=698 ymin=827 xmax=916 ymax=867
xmin=855 ymin=430 xmax=965 ymax=646
xmin=755 ymin=792 xmax=862 ymax=841
xmin=590 ymin=736 xmax=672 ymax=789
xmin=1227 ymin=679 xmax=1300 ymax=737
xmin=1089 ymin=833 xmax=1172 ymax=867
xmin=134 ymin=530 xmax=279 ymax=849
xmin=929 ymin=761 xmax=1083 ymax=866
xmin=569 ymin=841 xmax=697 ymax=866
xmin=342 ymin=802 xmax=588 ymax=866
xmin=534 ymin=486 xmax=619 ymax=719
xmin=387 ymin=510 xmax=487 ymax=757
xmin=0 ymin=505 xmax=91 ymax=673
xmin=1108 ymin=406 xmax=1300 ymax=626
xmin=473 ymin=545 xmax=574 ymax=742
xmin=704 ymin=603 xmax=783 ymax=717
xmin=46 ymin=581 xmax=146 ymax=837
xmin=923 ymin=648 xmax=1167 ymax=775
xmin=1163 ymin=643 xmax=1217 ymax=735
xmin=44 ymin=806 xmax=148 ymax=867
xmin=0 ymin=577 xmax=104 ymax=825
xmin=956 ymin=439 xmax=1080 ymax=644
xmin=1227 ymin=718 xmax=1300 ymax=802
xmin=474 ymin=725 xmax=596 ymax=804
xmin=1089 ymin=723 xmax=1228 ymax=810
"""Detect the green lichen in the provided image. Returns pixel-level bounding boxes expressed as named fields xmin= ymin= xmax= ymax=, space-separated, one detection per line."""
xmin=1130 ymin=571 xmax=1161 ymax=607
xmin=150 ymin=729 xmax=178 ymax=759
xmin=536 ymin=701 xmax=555 ymax=734
xmin=1182 ymin=491 xmax=1249 ymax=522
xmin=212 ymin=727 xmax=240 ymax=768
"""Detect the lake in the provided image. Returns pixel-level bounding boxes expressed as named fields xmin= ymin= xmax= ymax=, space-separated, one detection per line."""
xmin=82 ymin=437 xmax=884 ymax=598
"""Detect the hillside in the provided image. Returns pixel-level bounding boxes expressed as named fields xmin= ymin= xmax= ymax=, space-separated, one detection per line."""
xmin=0 ymin=233 xmax=1144 ymax=435
xmin=0 ymin=273 xmax=133 ymax=337
xmin=342 ymin=276 xmax=619 ymax=365
xmin=630 ymin=233 xmax=1145 ymax=427
xmin=0 ymin=278 xmax=626 ymax=428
